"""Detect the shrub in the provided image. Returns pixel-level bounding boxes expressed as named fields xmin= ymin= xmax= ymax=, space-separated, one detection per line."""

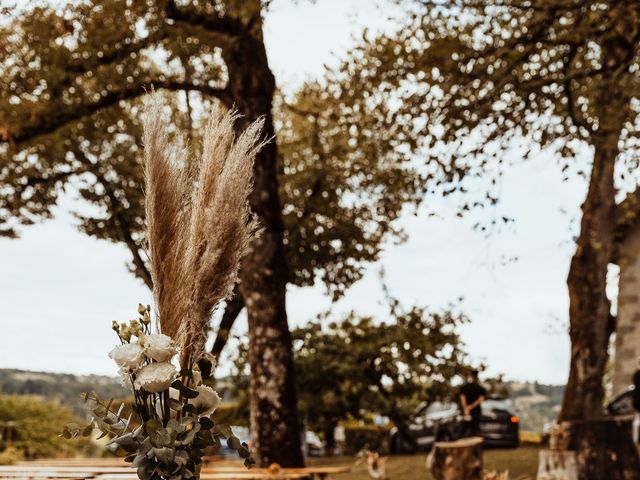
xmin=0 ymin=446 xmax=24 ymax=465
xmin=0 ymin=395 xmax=96 ymax=458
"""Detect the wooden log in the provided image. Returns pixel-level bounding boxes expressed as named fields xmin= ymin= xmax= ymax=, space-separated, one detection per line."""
xmin=537 ymin=418 xmax=640 ymax=480
xmin=427 ymin=436 xmax=483 ymax=480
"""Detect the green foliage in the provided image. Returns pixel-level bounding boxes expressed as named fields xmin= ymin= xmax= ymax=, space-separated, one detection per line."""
xmin=211 ymin=402 xmax=249 ymax=427
xmin=0 ymin=369 xmax=128 ymax=418
xmin=228 ymin=287 xmax=472 ymax=436
xmin=342 ymin=426 xmax=390 ymax=455
xmin=0 ymin=446 xmax=24 ymax=465
xmin=276 ymin=80 xmax=426 ymax=297
xmin=0 ymin=395 xmax=94 ymax=459
xmin=291 ymin=294 xmax=470 ymax=433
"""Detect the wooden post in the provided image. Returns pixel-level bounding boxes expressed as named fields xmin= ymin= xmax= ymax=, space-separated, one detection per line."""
xmin=427 ymin=436 xmax=483 ymax=480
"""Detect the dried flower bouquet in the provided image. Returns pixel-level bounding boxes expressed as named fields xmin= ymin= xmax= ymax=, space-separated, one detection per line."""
xmin=62 ymin=100 xmax=263 ymax=480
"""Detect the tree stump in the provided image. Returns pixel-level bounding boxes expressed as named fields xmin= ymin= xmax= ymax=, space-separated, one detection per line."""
xmin=427 ymin=436 xmax=483 ymax=480
xmin=537 ymin=450 xmax=577 ymax=480
xmin=537 ymin=418 xmax=640 ymax=480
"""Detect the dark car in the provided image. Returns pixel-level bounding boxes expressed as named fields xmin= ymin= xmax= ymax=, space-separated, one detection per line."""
xmin=390 ymin=397 xmax=520 ymax=454
xmin=606 ymin=386 xmax=636 ymax=416
xmin=543 ymin=386 xmax=640 ymax=444
xmin=605 ymin=386 xmax=639 ymax=443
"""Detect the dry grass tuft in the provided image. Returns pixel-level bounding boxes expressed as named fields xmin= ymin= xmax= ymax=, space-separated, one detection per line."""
xmin=143 ymin=98 xmax=263 ymax=366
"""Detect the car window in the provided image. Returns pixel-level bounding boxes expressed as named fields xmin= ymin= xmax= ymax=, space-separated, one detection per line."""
xmin=427 ymin=401 xmax=456 ymax=414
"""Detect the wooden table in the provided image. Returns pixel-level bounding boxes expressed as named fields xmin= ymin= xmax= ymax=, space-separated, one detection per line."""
xmin=0 ymin=461 xmax=351 ymax=480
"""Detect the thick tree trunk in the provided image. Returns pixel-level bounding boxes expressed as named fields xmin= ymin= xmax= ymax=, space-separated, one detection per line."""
xmin=559 ymin=73 xmax=639 ymax=477
xmin=221 ymin=15 xmax=304 ymax=468
xmin=561 ymin=128 xmax=617 ymax=421
xmin=538 ymin=419 xmax=638 ymax=480
xmin=427 ymin=437 xmax=483 ymax=480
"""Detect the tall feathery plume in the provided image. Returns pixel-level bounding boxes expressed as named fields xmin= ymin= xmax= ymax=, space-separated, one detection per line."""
xmin=143 ymin=101 xmax=191 ymax=340
xmin=143 ymin=98 xmax=263 ymax=368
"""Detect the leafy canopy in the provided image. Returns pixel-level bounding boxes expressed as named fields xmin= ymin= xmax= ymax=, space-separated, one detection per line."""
xmin=277 ymin=292 xmax=470 ymax=431
xmin=0 ymin=0 xmax=444 ymax=300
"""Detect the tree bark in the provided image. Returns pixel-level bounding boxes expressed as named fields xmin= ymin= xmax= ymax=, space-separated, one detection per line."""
xmin=219 ymin=8 xmax=304 ymax=468
xmin=559 ymin=59 xmax=640 ymax=476
xmin=427 ymin=437 xmax=483 ymax=480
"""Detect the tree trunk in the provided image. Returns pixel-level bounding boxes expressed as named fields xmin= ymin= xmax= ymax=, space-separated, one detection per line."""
xmin=221 ymin=10 xmax=303 ymax=468
xmin=559 ymin=66 xmax=639 ymax=476
xmin=538 ymin=419 xmax=639 ymax=480
xmin=427 ymin=437 xmax=483 ymax=480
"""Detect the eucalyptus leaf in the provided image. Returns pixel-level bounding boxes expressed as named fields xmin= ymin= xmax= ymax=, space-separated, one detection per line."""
xmin=181 ymin=387 xmax=199 ymax=399
xmin=153 ymin=446 xmax=175 ymax=463
xmin=227 ymin=435 xmax=241 ymax=450
xmin=213 ymin=424 xmax=232 ymax=438
xmin=198 ymin=417 xmax=214 ymax=430
xmin=149 ymin=427 xmax=172 ymax=447
xmin=137 ymin=465 xmax=154 ymax=480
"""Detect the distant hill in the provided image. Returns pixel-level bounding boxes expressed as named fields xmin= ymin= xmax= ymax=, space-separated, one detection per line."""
xmin=0 ymin=369 xmax=563 ymax=432
xmin=506 ymin=381 xmax=564 ymax=432
xmin=0 ymin=369 xmax=128 ymax=417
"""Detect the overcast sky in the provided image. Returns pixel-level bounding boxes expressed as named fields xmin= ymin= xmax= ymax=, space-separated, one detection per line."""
xmin=0 ymin=0 xmax=594 ymax=385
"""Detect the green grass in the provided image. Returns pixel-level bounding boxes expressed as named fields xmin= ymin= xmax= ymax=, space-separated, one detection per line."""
xmin=308 ymin=447 xmax=539 ymax=479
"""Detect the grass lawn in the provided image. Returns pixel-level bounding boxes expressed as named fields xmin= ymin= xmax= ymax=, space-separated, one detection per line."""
xmin=308 ymin=447 xmax=539 ymax=479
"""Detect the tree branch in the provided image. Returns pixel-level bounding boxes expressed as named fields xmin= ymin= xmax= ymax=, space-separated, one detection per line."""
xmin=165 ymin=0 xmax=247 ymax=37
xmin=210 ymin=286 xmax=245 ymax=359
xmin=7 ymin=81 xmax=231 ymax=147
xmin=73 ymin=149 xmax=153 ymax=289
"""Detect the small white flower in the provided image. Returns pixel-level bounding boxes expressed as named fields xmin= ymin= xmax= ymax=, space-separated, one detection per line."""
xmin=109 ymin=343 xmax=145 ymax=370
xmin=117 ymin=368 xmax=134 ymax=389
xmin=134 ymin=362 xmax=177 ymax=393
xmin=141 ymin=334 xmax=177 ymax=362
xmin=191 ymin=385 xmax=221 ymax=415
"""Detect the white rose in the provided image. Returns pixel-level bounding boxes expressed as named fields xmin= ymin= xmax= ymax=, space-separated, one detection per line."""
xmin=109 ymin=343 xmax=145 ymax=370
xmin=191 ymin=385 xmax=221 ymax=415
xmin=141 ymin=334 xmax=177 ymax=362
xmin=134 ymin=362 xmax=177 ymax=393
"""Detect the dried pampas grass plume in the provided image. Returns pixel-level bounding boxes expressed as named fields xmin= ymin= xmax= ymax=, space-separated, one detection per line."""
xmin=143 ymin=98 xmax=263 ymax=367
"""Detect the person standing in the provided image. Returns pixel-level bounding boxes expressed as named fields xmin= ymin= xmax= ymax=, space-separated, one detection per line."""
xmin=459 ymin=369 xmax=487 ymax=437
